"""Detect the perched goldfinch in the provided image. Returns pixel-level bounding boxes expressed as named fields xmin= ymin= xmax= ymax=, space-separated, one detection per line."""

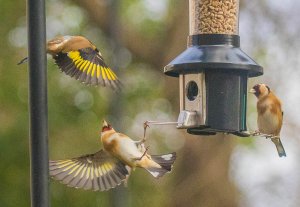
xmin=249 ymin=83 xmax=286 ymax=157
xmin=18 ymin=35 xmax=121 ymax=91
xmin=50 ymin=120 xmax=176 ymax=191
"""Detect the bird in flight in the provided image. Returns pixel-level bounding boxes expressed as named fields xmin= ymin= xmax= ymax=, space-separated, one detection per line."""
xmin=18 ymin=35 xmax=122 ymax=91
xmin=49 ymin=120 xmax=176 ymax=191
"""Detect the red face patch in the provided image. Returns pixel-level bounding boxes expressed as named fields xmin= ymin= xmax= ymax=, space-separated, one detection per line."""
xmin=102 ymin=124 xmax=112 ymax=132
xmin=252 ymin=84 xmax=261 ymax=98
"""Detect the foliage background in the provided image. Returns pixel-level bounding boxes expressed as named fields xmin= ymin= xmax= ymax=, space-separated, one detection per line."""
xmin=1 ymin=0 xmax=300 ymax=206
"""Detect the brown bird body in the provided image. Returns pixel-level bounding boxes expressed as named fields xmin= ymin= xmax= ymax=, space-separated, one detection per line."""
xmin=19 ymin=35 xmax=121 ymax=91
xmin=101 ymin=121 xmax=176 ymax=177
xmin=250 ymin=84 xmax=286 ymax=157
xmin=49 ymin=120 xmax=176 ymax=191
xmin=47 ymin=36 xmax=96 ymax=55
xmin=257 ymin=92 xmax=282 ymax=136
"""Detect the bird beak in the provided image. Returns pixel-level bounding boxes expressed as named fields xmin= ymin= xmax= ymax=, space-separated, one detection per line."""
xmin=249 ymin=88 xmax=256 ymax=94
xmin=103 ymin=120 xmax=108 ymax=127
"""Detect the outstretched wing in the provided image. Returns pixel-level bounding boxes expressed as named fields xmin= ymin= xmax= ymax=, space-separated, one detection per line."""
xmin=53 ymin=48 xmax=122 ymax=91
xmin=49 ymin=149 xmax=129 ymax=191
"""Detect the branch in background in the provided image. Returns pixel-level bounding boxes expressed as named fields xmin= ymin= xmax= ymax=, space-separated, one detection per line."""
xmin=71 ymin=0 xmax=161 ymax=68
xmin=72 ymin=0 xmax=188 ymax=69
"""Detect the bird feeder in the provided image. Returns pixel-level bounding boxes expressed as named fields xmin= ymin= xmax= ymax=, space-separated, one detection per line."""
xmin=164 ymin=0 xmax=263 ymax=136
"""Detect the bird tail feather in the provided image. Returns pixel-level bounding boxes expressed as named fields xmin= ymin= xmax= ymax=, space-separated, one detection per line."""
xmin=145 ymin=152 xmax=176 ymax=178
xmin=272 ymin=138 xmax=286 ymax=157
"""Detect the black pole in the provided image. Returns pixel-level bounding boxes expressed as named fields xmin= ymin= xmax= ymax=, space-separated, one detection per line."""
xmin=27 ymin=0 xmax=49 ymax=206
xmin=107 ymin=0 xmax=129 ymax=206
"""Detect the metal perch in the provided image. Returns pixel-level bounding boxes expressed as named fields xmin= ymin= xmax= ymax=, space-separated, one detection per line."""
xmin=143 ymin=121 xmax=178 ymax=138
xmin=250 ymin=131 xmax=280 ymax=139
xmin=143 ymin=120 xmax=280 ymax=140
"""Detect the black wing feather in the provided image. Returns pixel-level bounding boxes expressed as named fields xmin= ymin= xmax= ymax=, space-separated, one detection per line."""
xmin=53 ymin=48 xmax=122 ymax=91
xmin=49 ymin=149 xmax=129 ymax=191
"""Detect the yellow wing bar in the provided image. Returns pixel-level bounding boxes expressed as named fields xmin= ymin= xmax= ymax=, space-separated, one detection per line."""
xmin=67 ymin=51 xmax=118 ymax=81
xmin=54 ymin=48 xmax=122 ymax=91
xmin=49 ymin=150 xmax=129 ymax=191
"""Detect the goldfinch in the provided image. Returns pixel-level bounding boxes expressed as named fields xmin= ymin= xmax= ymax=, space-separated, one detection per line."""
xmin=49 ymin=120 xmax=176 ymax=191
xmin=249 ymin=83 xmax=286 ymax=157
xmin=18 ymin=35 xmax=121 ymax=91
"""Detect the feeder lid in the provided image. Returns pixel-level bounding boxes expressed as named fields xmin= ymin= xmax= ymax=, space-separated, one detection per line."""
xmin=164 ymin=34 xmax=263 ymax=77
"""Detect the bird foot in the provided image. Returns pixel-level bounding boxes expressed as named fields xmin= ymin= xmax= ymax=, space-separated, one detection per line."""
xmin=143 ymin=121 xmax=150 ymax=139
xmin=136 ymin=137 xmax=146 ymax=145
xmin=251 ymin=131 xmax=279 ymax=139
xmin=132 ymin=146 xmax=149 ymax=161
xmin=269 ymin=135 xmax=280 ymax=139
xmin=143 ymin=120 xmax=178 ymax=137
xmin=265 ymin=135 xmax=273 ymax=139
xmin=251 ymin=130 xmax=262 ymax=136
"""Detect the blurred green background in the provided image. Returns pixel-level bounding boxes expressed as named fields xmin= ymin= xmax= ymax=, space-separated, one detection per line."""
xmin=1 ymin=0 xmax=300 ymax=206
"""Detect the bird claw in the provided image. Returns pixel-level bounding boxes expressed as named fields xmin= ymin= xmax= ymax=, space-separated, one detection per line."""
xmin=251 ymin=130 xmax=279 ymax=139
xmin=270 ymin=135 xmax=280 ymax=139
xmin=132 ymin=146 xmax=149 ymax=161
xmin=136 ymin=138 xmax=146 ymax=145
xmin=265 ymin=135 xmax=273 ymax=139
xmin=135 ymin=121 xmax=151 ymax=147
xmin=251 ymin=130 xmax=261 ymax=136
xmin=143 ymin=121 xmax=150 ymax=139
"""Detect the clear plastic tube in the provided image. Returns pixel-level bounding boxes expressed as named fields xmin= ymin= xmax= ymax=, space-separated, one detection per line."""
xmin=189 ymin=0 xmax=239 ymax=35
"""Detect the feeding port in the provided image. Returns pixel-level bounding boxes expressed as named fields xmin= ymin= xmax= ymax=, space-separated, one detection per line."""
xmin=164 ymin=0 xmax=263 ymax=136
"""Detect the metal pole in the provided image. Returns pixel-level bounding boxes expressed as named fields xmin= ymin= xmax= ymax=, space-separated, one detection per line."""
xmin=27 ymin=0 xmax=49 ymax=206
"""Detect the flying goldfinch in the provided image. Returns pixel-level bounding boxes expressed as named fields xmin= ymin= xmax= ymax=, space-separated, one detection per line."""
xmin=18 ymin=35 xmax=122 ymax=91
xmin=249 ymin=83 xmax=286 ymax=157
xmin=49 ymin=120 xmax=176 ymax=191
